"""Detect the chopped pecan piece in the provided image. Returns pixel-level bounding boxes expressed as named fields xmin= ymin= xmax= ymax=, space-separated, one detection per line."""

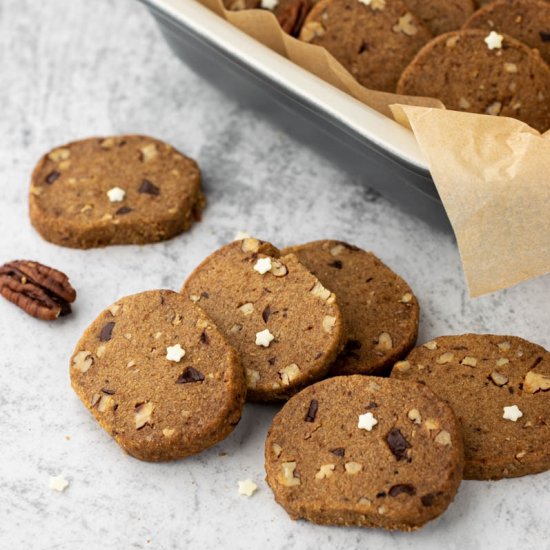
xmin=276 ymin=0 xmax=311 ymax=37
xmin=0 ymin=260 xmax=76 ymax=320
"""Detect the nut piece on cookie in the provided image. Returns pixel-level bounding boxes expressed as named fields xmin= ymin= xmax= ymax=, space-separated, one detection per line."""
xmin=282 ymin=240 xmax=419 ymax=376
xmin=265 ymin=375 xmax=464 ymax=530
xmin=70 ymin=290 xmax=245 ymax=461
xmin=391 ymin=334 xmax=550 ymax=479
xmin=181 ymin=239 xmax=346 ymax=402
xmin=30 ymin=135 xmax=205 ymax=249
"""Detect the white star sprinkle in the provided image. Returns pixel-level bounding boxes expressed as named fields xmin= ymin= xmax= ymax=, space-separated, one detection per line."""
xmin=503 ymin=405 xmax=523 ymax=422
xmin=49 ymin=475 xmax=70 ymax=492
xmin=255 ymin=329 xmax=275 ymax=347
xmin=358 ymin=412 xmax=378 ymax=431
xmin=484 ymin=31 xmax=503 ymax=50
xmin=166 ymin=344 xmax=186 ymax=362
xmin=106 ymin=187 xmax=126 ymax=202
xmin=254 ymin=257 xmax=272 ymax=274
xmin=238 ymin=479 xmax=258 ymax=496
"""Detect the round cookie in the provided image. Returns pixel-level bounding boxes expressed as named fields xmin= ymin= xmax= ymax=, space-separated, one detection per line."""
xmin=391 ymin=334 xmax=550 ymax=480
xmin=397 ymin=29 xmax=550 ymax=132
xmin=403 ymin=0 xmax=475 ymax=35
xmin=181 ymin=238 xmax=345 ymax=402
xmin=282 ymin=240 xmax=419 ymax=376
xmin=265 ymin=375 xmax=464 ymax=531
xmin=30 ymin=135 xmax=205 ymax=249
xmin=298 ymin=0 xmax=432 ymax=92
xmin=463 ymin=0 xmax=550 ymax=66
xmin=70 ymin=290 xmax=245 ymax=462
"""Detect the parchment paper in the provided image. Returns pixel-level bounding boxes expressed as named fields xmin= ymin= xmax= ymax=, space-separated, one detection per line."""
xmin=197 ymin=0 xmax=550 ymax=296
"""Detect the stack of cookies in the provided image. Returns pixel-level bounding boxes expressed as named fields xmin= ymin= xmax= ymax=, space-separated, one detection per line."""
xmin=225 ymin=0 xmax=550 ymax=132
xmin=70 ymin=236 xmax=550 ymax=531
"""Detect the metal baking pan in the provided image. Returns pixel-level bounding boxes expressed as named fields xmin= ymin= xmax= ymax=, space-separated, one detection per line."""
xmin=140 ymin=0 xmax=451 ymax=230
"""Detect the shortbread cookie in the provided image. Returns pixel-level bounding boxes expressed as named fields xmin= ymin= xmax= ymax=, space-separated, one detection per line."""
xmin=397 ymin=29 xmax=550 ymax=132
xmin=464 ymin=0 xmax=550 ymax=65
xmin=181 ymin=238 xmax=345 ymax=402
xmin=391 ymin=334 xmax=550 ymax=479
xmin=265 ymin=375 xmax=463 ymax=530
xmin=298 ymin=0 xmax=432 ymax=92
xmin=403 ymin=0 xmax=474 ymax=35
xmin=282 ymin=240 xmax=419 ymax=376
xmin=30 ymin=135 xmax=204 ymax=249
xmin=70 ymin=290 xmax=245 ymax=461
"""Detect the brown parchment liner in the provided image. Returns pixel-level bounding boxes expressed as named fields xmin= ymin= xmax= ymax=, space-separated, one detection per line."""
xmin=198 ymin=0 xmax=550 ymax=296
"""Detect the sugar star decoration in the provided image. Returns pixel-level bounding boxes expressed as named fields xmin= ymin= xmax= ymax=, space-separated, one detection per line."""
xmin=255 ymin=328 xmax=275 ymax=347
xmin=484 ymin=31 xmax=503 ymax=50
xmin=166 ymin=344 xmax=186 ymax=362
xmin=502 ymin=405 xmax=523 ymax=422
xmin=106 ymin=186 xmax=126 ymax=202
xmin=254 ymin=257 xmax=272 ymax=275
xmin=358 ymin=412 xmax=378 ymax=431
xmin=238 ymin=479 xmax=258 ymax=497
xmin=49 ymin=475 xmax=69 ymax=492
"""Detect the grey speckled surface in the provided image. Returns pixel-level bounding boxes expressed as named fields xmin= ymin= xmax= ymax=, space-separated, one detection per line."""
xmin=1 ymin=0 xmax=549 ymax=548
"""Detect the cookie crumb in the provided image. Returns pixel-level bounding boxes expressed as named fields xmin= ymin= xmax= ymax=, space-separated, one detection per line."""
xmin=358 ymin=411 xmax=378 ymax=431
xmin=106 ymin=187 xmax=126 ymax=202
xmin=255 ymin=328 xmax=275 ymax=347
xmin=484 ymin=31 xmax=503 ymax=50
xmin=238 ymin=479 xmax=258 ymax=496
xmin=503 ymin=405 xmax=523 ymax=422
xmin=166 ymin=344 xmax=186 ymax=362
xmin=49 ymin=475 xmax=69 ymax=492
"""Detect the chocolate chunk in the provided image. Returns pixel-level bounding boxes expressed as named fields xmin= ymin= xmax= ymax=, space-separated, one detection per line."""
xmin=201 ymin=291 xmax=209 ymax=299
xmin=138 ymin=179 xmax=160 ymax=196
xmin=540 ymin=31 xmax=550 ymax=42
xmin=366 ymin=401 xmax=378 ymax=409
xmin=176 ymin=366 xmax=205 ymax=384
xmin=389 ymin=484 xmax=416 ymax=497
xmin=341 ymin=339 xmax=362 ymax=360
xmin=376 ymin=491 xmax=387 ymax=498
xmin=421 ymin=491 xmax=442 ymax=506
xmin=46 ymin=171 xmax=61 ymax=185
xmin=330 ymin=447 xmax=345 ymax=457
xmin=262 ymin=305 xmax=272 ymax=323
xmin=99 ymin=322 xmax=115 ymax=342
xmin=328 ymin=260 xmax=343 ymax=269
xmin=115 ymin=206 xmax=132 ymax=215
xmin=305 ymin=399 xmax=318 ymax=422
xmin=200 ymin=330 xmax=209 ymax=345
xmin=101 ymin=388 xmax=116 ymax=395
xmin=268 ymin=357 xmax=277 ymax=365
xmin=358 ymin=42 xmax=369 ymax=54
xmin=386 ymin=428 xmax=411 ymax=461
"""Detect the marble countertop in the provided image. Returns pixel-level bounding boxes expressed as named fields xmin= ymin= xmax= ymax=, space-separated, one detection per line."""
xmin=1 ymin=0 xmax=549 ymax=548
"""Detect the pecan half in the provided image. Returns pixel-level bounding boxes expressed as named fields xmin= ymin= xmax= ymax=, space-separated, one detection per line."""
xmin=0 ymin=260 xmax=76 ymax=320
xmin=276 ymin=0 xmax=311 ymax=37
